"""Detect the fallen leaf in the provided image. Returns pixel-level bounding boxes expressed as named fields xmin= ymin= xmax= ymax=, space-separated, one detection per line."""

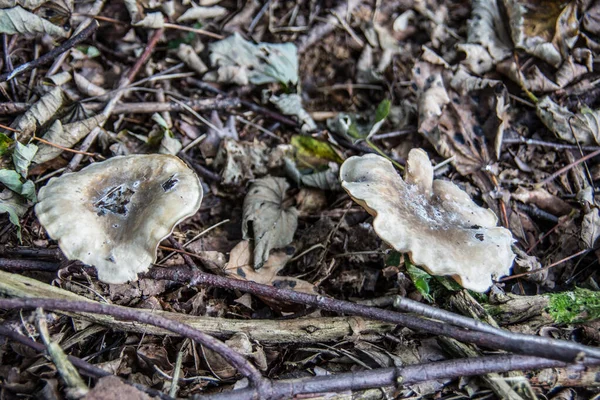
xmin=206 ymin=33 xmax=298 ymax=86
xmin=269 ymin=93 xmax=316 ymax=133
xmin=11 ymin=86 xmax=63 ymax=141
xmin=242 ymin=177 xmax=298 ymax=269
xmin=33 ymin=114 xmax=107 ymax=164
xmin=0 ymin=6 xmax=68 ymax=37
xmin=214 ymin=138 xmax=269 ymax=186
xmin=225 ymin=240 xmax=317 ymax=295
xmin=177 ymin=5 xmax=227 ymax=22
xmin=13 ymin=142 xmax=37 ymax=177
xmin=536 ymin=96 xmax=600 ymax=145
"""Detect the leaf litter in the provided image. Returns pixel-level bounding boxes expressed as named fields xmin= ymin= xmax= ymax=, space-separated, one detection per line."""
xmin=1 ymin=0 xmax=600 ymax=399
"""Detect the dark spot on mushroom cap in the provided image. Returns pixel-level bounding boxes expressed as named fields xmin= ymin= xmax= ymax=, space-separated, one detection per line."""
xmin=475 ymin=233 xmax=484 ymax=241
xmin=95 ymin=185 xmax=135 ymax=216
xmin=470 ymin=225 xmax=482 ymax=229
xmin=161 ymin=175 xmax=179 ymax=192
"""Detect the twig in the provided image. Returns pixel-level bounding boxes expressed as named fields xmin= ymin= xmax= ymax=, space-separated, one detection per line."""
xmin=66 ymin=28 xmax=164 ymax=172
xmin=0 ymin=298 xmax=267 ymax=392
xmin=146 ymin=266 xmax=600 ymax=363
xmin=35 ymin=308 xmax=89 ymax=398
xmin=503 ymin=137 xmax=600 ymax=152
xmin=188 ymin=78 xmax=299 ymax=127
xmin=296 ymin=0 xmax=363 ymax=54
xmin=0 ymin=22 xmax=99 ymax=82
xmin=198 ymin=355 xmax=594 ymax=400
xmin=535 ymin=147 xmax=600 ymax=187
xmin=0 ymin=258 xmax=63 ymax=272
xmin=83 ymin=98 xmax=241 ymax=115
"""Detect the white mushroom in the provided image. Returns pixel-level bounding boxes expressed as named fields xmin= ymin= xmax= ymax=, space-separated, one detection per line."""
xmin=340 ymin=149 xmax=514 ymax=292
xmin=35 ymin=155 xmax=203 ymax=284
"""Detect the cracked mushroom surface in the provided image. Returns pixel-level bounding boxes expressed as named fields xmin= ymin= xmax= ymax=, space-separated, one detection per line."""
xmin=35 ymin=155 xmax=203 ymax=284
xmin=340 ymin=149 xmax=514 ymax=292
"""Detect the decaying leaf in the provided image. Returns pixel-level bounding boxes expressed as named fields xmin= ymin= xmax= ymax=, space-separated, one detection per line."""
xmin=0 ymin=6 xmax=68 ymax=37
xmin=74 ymin=72 xmax=108 ymax=100
xmin=203 ymin=332 xmax=267 ymax=379
xmin=206 ymin=33 xmax=298 ymax=86
xmin=149 ymin=114 xmax=182 ymax=155
xmin=0 ymin=0 xmax=49 ymax=9
xmin=413 ymin=61 xmax=508 ymax=175
xmin=242 ymin=177 xmax=298 ymax=269
xmin=269 ymin=93 xmax=316 ymax=133
xmin=177 ymin=5 xmax=227 ymax=22
xmin=11 ymin=86 xmax=63 ymax=142
xmin=33 ymin=114 xmax=107 ymax=164
xmin=340 ymin=149 xmax=515 ymax=292
xmin=133 ymin=11 xmax=164 ymax=28
xmin=214 ymin=138 xmax=269 ymax=186
xmin=177 ymin=43 xmax=208 ymax=75
xmin=536 ymin=96 xmax=600 ymax=145
xmin=225 ymin=240 xmax=316 ymax=294
xmin=504 ymin=0 xmax=578 ymax=68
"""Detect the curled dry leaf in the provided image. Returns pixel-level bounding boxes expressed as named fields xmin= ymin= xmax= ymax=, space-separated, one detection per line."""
xmin=225 ymin=240 xmax=317 ymax=295
xmin=0 ymin=6 xmax=68 ymax=37
xmin=536 ymin=96 xmax=600 ymax=145
xmin=11 ymin=86 xmax=63 ymax=141
xmin=0 ymin=0 xmax=48 ymax=9
xmin=269 ymin=93 xmax=317 ymax=133
xmin=177 ymin=5 xmax=228 ymax=22
xmin=35 ymin=155 xmax=203 ymax=284
xmin=242 ymin=177 xmax=298 ymax=269
xmin=33 ymin=114 xmax=107 ymax=164
xmin=200 ymin=111 xmax=238 ymax=159
xmin=177 ymin=43 xmax=208 ymax=75
xmin=340 ymin=149 xmax=515 ymax=292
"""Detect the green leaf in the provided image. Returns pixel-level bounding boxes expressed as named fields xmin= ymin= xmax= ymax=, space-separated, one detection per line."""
xmin=12 ymin=142 xmax=38 ymax=177
xmin=405 ymin=260 xmax=434 ymax=302
xmin=385 ymin=251 xmax=401 ymax=267
xmin=375 ymin=99 xmax=391 ymax=123
xmin=0 ymin=169 xmax=23 ymax=193
xmin=291 ymin=135 xmax=343 ymax=166
xmin=20 ymin=180 xmax=36 ymax=202
xmin=0 ymin=132 xmax=13 ymax=156
xmin=75 ymin=45 xmax=100 ymax=58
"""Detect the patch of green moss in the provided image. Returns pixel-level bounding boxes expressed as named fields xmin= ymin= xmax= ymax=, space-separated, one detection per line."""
xmin=547 ymin=288 xmax=600 ymax=324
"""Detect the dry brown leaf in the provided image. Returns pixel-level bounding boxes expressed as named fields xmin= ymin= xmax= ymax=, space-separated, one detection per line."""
xmin=242 ymin=177 xmax=298 ymax=269
xmin=225 ymin=240 xmax=317 ymax=295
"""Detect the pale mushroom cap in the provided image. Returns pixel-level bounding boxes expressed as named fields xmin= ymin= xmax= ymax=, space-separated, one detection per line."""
xmin=340 ymin=150 xmax=514 ymax=292
xmin=35 ymin=155 xmax=203 ymax=284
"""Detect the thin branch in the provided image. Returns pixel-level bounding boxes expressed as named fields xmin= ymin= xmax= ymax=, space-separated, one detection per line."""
xmin=198 ymin=355 xmax=594 ymax=400
xmin=0 ymin=298 xmax=267 ymax=392
xmin=0 ymin=21 xmax=99 ymax=82
xmin=146 ymin=266 xmax=600 ymax=363
xmin=84 ymin=98 xmax=240 ymax=114
xmin=536 ymin=147 xmax=600 ymax=187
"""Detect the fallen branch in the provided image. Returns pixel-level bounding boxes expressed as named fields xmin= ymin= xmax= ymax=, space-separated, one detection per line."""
xmin=0 ymin=269 xmax=394 ymax=343
xmin=83 ymin=98 xmax=241 ymax=114
xmin=147 ymin=266 xmax=600 ymax=363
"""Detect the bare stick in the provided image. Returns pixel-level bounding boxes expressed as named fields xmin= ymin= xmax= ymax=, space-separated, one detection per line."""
xmin=84 ymin=98 xmax=240 ymax=114
xmin=536 ymin=147 xmax=600 ymax=187
xmin=0 ymin=22 xmax=99 ymax=82
xmin=66 ymin=28 xmax=164 ymax=172
xmin=147 ymin=266 xmax=600 ymax=363
xmin=0 ymin=298 xmax=267 ymax=392
xmin=201 ymin=355 xmax=593 ymax=400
